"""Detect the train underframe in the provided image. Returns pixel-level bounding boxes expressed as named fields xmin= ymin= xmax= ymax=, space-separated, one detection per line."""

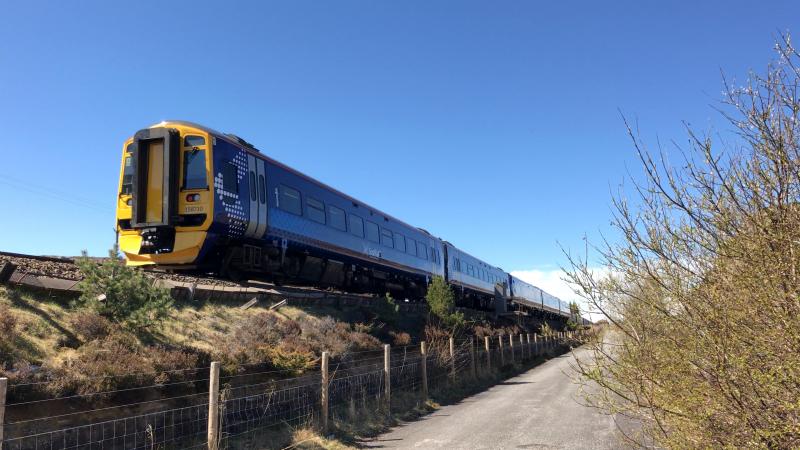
xmin=179 ymin=239 xmax=500 ymax=311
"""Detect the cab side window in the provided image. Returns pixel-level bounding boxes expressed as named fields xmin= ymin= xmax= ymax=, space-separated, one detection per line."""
xmin=122 ymin=152 xmax=134 ymax=195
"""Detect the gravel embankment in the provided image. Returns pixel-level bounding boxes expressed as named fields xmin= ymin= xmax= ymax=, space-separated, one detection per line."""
xmin=0 ymin=253 xmax=83 ymax=281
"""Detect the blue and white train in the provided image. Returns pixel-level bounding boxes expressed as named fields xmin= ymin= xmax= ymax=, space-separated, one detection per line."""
xmin=116 ymin=121 xmax=582 ymax=321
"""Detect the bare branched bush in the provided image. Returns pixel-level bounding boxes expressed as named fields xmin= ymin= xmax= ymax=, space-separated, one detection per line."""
xmin=566 ymin=35 xmax=800 ymax=448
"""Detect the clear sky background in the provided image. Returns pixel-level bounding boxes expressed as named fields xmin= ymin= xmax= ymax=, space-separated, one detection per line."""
xmin=1 ymin=1 xmax=798 ymax=310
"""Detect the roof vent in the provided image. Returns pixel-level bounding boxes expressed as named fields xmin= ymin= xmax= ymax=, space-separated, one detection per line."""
xmin=225 ymin=133 xmax=259 ymax=152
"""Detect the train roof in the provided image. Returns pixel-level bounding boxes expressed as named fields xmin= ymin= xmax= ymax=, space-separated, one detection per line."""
xmin=442 ymin=240 xmax=507 ymax=274
xmin=509 ymin=274 xmax=569 ymax=314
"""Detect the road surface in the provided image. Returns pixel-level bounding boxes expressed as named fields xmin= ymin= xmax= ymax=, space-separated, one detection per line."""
xmin=363 ymin=346 xmax=627 ymax=449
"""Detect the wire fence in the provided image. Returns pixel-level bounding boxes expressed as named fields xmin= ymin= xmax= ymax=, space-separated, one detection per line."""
xmin=0 ymin=331 xmax=582 ymax=450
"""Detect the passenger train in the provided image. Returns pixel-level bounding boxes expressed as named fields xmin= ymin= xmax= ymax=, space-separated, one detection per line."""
xmin=115 ymin=121 xmax=581 ymax=322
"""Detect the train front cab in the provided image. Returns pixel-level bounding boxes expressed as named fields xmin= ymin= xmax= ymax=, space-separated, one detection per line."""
xmin=116 ymin=122 xmax=214 ymax=266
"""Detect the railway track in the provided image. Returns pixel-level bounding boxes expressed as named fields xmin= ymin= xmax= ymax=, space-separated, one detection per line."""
xmin=0 ymin=250 xmax=396 ymax=308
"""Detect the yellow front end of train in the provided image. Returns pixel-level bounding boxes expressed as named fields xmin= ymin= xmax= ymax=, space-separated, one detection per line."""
xmin=115 ymin=121 xmax=214 ymax=266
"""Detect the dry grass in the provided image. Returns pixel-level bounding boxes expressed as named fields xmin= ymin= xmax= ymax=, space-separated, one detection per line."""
xmin=0 ymin=287 xmax=386 ymax=371
xmin=0 ymin=287 xmax=80 ymax=367
xmin=289 ymin=428 xmax=352 ymax=450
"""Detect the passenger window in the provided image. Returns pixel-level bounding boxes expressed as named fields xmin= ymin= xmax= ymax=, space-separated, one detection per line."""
xmin=122 ymin=155 xmax=134 ymax=195
xmin=407 ymin=238 xmax=417 ymax=256
xmin=184 ymin=135 xmax=206 ymax=147
xmin=395 ymin=234 xmax=406 ymax=252
xmin=306 ymin=197 xmax=326 ymax=224
xmin=328 ymin=205 xmax=347 ymax=231
xmin=417 ymin=242 xmax=427 ymax=259
xmin=380 ymin=228 xmax=393 ymax=248
xmin=349 ymin=214 xmax=364 ymax=238
xmin=249 ymin=172 xmax=257 ymax=201
xmin=366 ymin=221 xmax=380 ymax=243
xmin=221 ymin=162 xmax=238 ymax=193
xmin=278 ymin=184 xmax=302 ymax=215
xmin=258 ymin=175 xmax=266 ymax=204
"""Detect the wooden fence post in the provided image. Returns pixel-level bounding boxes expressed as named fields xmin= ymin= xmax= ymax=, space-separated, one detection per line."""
xmin=0 ymin=377 xmax=6 ymax=449
xmin=508 ymin=334 xmax=514 ymax=362
xmin=420 ymin=342 xmax=428 ymax=398
xmin=519 ymin=334 xmax=525 ymax=359
xmin=321 ymin=352 xmax=330 ymax=434
xmin=484 ymin=336 xmax=491 ymax=371
xmin=526 ymin=334 xmax=531 ymax=359
xmin=449 ymin=337 xmax=455 ymax=380
xmin=469 ymin=337 xmax=476 ymax=379
xmin=208 ymin=362 xmax=220 ymax=450
xmin=498 ymin=334 xmax=505 ymax=366
xmin=384 ymin=345 xmax=391 ymax=410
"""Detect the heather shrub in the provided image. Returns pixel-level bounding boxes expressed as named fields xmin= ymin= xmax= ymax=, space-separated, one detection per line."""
xmin=353 ymin=322 xmax=373 ymax=334
xmin=0 ymin=304 xmax=16 ymax=367
xmin=148 ymin=346 xmax=202 ymax=383
xmin=390 ymin=331 xmax=412 ymax=346
xmin=232 ymin=313 xmax=289 ymax=347
xmin=0 ymin=303 xmax=16 ymax=335
xmin=348 ymin=330 xmax=382 ymax=351
xmin=46 ymin=332 xmax=200 ymax=395
xmin=46 ymin=332 xmax=152 ymax=395
xmin=221 ymin=311 xmax=381 ymax=372
xmin=70 ymin=311 xmax=113 ymax=342
xmin=265 ymin=341 xmax=316 ymax=375
xmin=472 ymin=324 xmax=494 ymax=338
xmin=300 ymin=316 xmax=357 ymax=356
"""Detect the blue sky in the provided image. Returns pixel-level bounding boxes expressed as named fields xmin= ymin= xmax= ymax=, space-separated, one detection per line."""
xmin=0 ymin=1 xmax=797 ymax=299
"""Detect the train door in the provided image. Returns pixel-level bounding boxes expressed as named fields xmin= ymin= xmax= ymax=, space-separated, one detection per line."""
xmin=131 ymin=127 xmax=180 ymax=228
xmin=244 ymin=155 xmax=268 ymax=239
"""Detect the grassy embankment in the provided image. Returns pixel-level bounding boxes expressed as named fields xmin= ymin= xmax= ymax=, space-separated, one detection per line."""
xmin=0 ymin=283 xmax=575 ymax=448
